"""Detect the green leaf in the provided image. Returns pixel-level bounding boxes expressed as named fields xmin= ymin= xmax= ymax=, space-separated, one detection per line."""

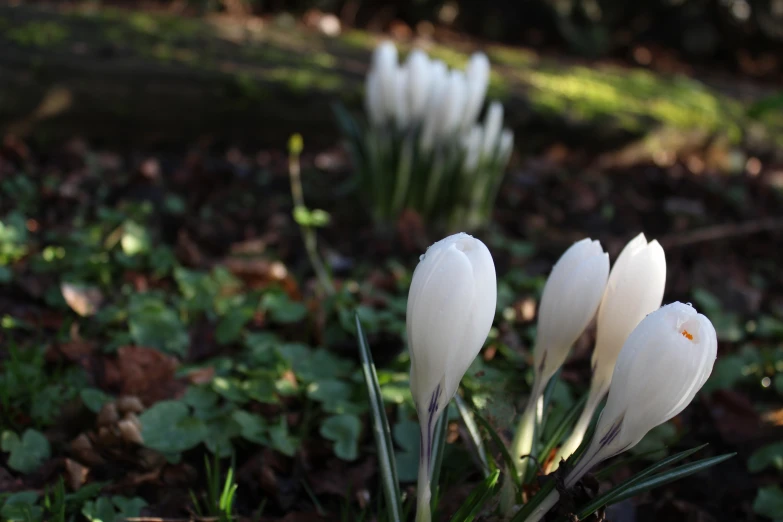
xmin=128 ymin=294 xmax=189 ymax=356
xmin=243 ymin=376 xmax=279 ymax=404
xmin=455 ymin=394 xmax=490 ymax=477
xmin=320 ymin=414 xmax=361 ymax=461
xmin=82 ymin=496 xmax=116 ymax=522
xmin=1 ymin=491 xmax=41 ymax=521
xmin=307 ymin=379 xmax=361 ymax=414
xmin=450 ymin=469 xmax=501 ymax=522
xmin=393 ymin=419 xmax=420 ymax=482
xmin=139 ymin=401 xmax=207 ymax=454
xmin=111 ymin=496 xmax=147 ymax=518
xmin=606 ymin=453 xmax=736 ymax=507
xmin=702 ymin=354 xmax=747 ymax=393
xmin=776 ymin=373 xmax=783 ymax=395
xmin=754 ymin=486 xmax=783 ymax=520
xmin=80 ymin=388 xmax=112 ymax=414
xmin=174 ymin=267 xmax=218 ymax=312
xmin=268 ymin=417 xmax=297 ymax=457
xmin=120 ymin=221 xmax=150 ymax=256
xmin=2 ymin=429 xmax=51 ymax=474
xmin=0 ymin=265 xmax=12 ymax=283
xmin=356 ymin=314 xmax=403 ymax=522
xmin=293 ymin=206 xmax=331 ymax=228
xmin=630 ymin=422 xmax=678 ymax=460
xmin=262 ymin=293 xmax=307 ymax=324
xmin=215 ymin=306 xmax=255 ymax=345
xmin=576 ymin=443 xmax=709 ymax=518
xmin=211 ymin=376 xmax=249 ymax=404
xmin=472 ymin=409 xmax=522 ymax=492
xmin=232 ymin=410 xmax=268 ymax=445
xmin=748 ymin=442 xmax=783 ymax=473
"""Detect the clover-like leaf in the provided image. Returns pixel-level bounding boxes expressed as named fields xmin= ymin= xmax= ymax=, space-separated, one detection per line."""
xmin=748 ymin=442 xmax=783 ymax=473
xmin=139 ymin=401 xmax=207 ymax=454
xmin=128 ymin=294 xmax=189 ymax=357
xmin=753 ymin=486 xmax=783 ymax=520
xmin=2 ymin=429 xmax=51 ymax=474
xmin=268 ymin=416 xmax=297 ymax=457
xmin=320 ymin=414 xmax=361 ymax=461
xmin=262 ymin=293 xmax=307 ymax=324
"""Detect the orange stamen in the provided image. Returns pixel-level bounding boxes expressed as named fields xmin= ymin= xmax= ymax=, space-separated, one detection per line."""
xmin=681 ymin=330 xmax=693 ymax=341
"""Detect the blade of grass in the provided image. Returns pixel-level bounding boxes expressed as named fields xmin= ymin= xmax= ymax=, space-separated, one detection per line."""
xmin=355 ymin=314 xmax=403 ymax=522
xmin=450 ymin=469 xmax=501 ymax=522
xmin=593 ymin=447 xmax=679 ymax=480
xmin=472 ymin=409 xmax=522 ymax=492
xmin=573 ymin=443 xmax=710 ymax=519
xmin=509 ymin=478 xmax=556 ymax=522
xmin=603 ymin=453 xmax=736 ymax=506
xmin=455 ymin=394 xmax=490 ymax=477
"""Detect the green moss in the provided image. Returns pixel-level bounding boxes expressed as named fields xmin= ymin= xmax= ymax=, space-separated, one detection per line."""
xmin=6 ymin=21 xmax=69 ymax=47
xmin=266 ymin=67 xmax=344 ymax=93
xmin=521 ymin=64 xmax=745 ymax=141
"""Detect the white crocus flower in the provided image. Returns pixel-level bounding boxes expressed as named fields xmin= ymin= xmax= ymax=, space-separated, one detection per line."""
xmin=525 ymin=302 xmax=717 ymax=522
xmin=370 ymin=41 xmax=399 ymax=124
xmin=461 ymin=52 xmax=490 ymax=130
xmin=481 ymin=102 xmax=504 ymax=157
xmin=551 ymin=233 xmax=666 ymax=470
xmin=461 ymin=126 xmax=483 ymax=173
xmin=508 ymin=238 xmax=609 ymax=485
xmin=404 ymin=49 xmax=432 ymax=123
xmin=418 ymin=60 xmax=449 ymax=152
xmin=408 ymin=233 xmax=497 ymax=522
xmin=394 ymin=68 xmax=411 ymax=130
xmin=438 ymin=70 xmax=468 ymax=138
xmin=498 ymin=129 xmax=514 ymax=164
xmin=364 ymin=71 xmax=384 ymax=127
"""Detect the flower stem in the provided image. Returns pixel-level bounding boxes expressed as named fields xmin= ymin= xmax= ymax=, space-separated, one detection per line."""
xmin=522 ymin=490 xmax=560 ymax=522
xmin=415 ymin=459 xmax=432 ymax=522
xmin=549 ymin=382 xmax=606 ymax=472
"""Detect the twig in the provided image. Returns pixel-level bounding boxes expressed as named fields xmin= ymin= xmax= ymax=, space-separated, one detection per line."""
xmin=659 ymin=217 xmax=783 ymax=248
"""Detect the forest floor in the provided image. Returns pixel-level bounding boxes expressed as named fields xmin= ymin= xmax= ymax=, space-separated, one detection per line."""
xmin=1 ymin=3 xmax=783 ymax=522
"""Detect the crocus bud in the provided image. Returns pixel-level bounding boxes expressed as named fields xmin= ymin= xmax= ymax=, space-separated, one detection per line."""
xmin=364 ymin=71 xmax=384 ymax=127
xmin=461 ymin=52 xmax=490 ymax=130
xmin=481 ymin=102 xmax=504 ymax=157
xmin=550 ymin=233 xmax=665 ymax=470
xmin=419 ymin=60 xmax=449 ymax=151
xmin=533 ymin=238 xmax=609 ymax=384
xmin=461 ymin=125 xmax=483 ymax=172
xmin=408 ymin=233 xmax=496 ymax=522
xmin=404 ymin=49 xmax=432 ymax=122
xmin=508 ymin=238 xmax=608 ymax=487
xmin=498 ymin=129 xmax=514 ymax=164
xmin=371 ymin=41 xmax=399 ymax=123
xmin=525 ymin=302 xmax=717 ymax=522
xmin=593 ymin=233 xmax=666 ymax=391
xmin=394 ymin=68 xmax=411 ymax=130
xmin=438 ymin=70 xmax=468 ymax=138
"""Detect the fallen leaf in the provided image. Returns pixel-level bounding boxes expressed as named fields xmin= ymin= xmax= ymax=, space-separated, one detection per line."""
xmin=64 ymin=458 xmax=88 ymax=491
xmin=61 ymin=283 xmax=103 ymax=317
xmin=104 ymin=346 xmax=184 ymax=404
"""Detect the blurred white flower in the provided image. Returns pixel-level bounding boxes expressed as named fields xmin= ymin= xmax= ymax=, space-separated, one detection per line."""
xmin=404 ymin=49 xmax=432 ymax=122
xmin=481 ymin=102 xmax=504 ymax=157
xmin=462 ymin=52 xmax=490 ymax=130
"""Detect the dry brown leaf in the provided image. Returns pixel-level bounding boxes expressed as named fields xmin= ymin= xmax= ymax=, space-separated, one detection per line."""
xmin=61 ymin=282 xmax=104 ymax=317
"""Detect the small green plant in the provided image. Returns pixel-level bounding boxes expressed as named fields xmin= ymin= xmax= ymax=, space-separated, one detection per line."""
xmin=334 ymin=42 xmax=513 ymax=233
xmin=190 ymin=454 xmax=239 ymax=522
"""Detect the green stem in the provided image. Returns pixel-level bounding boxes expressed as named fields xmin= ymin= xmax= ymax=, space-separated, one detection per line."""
xmin=288 ymin=149 xmax=335 ymax=297
xmin=549 ymin=381 xmax=606 ymax=472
